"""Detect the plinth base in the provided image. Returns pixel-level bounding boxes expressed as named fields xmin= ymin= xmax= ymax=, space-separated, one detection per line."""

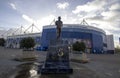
xmin=38 ymin=39 xmax=73 ymax=74
xmin=40 ymin=68 xmax=73 ymax=74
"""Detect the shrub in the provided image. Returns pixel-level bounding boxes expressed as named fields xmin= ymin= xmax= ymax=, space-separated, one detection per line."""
xmin=20 ymin=37 xmax=35 ymax=50
xmin=0 ymin=38 xmax=5 ymax=46
xmin=115 ymin=46 xmax=120 ymax=53
xmin=72 ymin=41 xmax=86 ymax=52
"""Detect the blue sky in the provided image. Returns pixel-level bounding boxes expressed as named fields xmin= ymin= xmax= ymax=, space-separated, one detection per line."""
xmin=0 ymin=0 xmax=120 ymax=46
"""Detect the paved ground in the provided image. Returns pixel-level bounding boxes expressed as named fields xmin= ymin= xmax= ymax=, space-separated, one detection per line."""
xmin=84 ymin=54 xmax=120 ymax=78
xmin=71 ymin=53 xmax=120 ymax=78
xmin=0 ymin=47 xmax=120 ymax=78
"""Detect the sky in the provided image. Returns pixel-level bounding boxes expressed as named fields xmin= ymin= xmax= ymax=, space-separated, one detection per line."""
xmin=0 ymin=0 xmax=120 ymax=46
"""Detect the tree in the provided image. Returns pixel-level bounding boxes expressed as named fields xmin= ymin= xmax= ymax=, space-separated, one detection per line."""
xmin=72 ymin=41 xmax=86 ymax=52
xmin=20 ymin=37 xmax=35 ymax=50
xmin=115 ymin=46 xmax=120 ymax=53
xmin=0 ymin=38 xmax=5 ymax=46
xmin=80 ymin=42 xmax=86 ymax=52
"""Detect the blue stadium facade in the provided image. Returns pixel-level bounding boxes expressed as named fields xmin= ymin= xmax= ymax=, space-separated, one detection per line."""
xmin=41 ymin=24 xmax=107 ymax=53
xmin=6 ymin=33 xmax=41 ymax=48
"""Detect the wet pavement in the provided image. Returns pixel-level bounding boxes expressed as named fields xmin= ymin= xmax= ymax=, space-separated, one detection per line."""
xmin=0 ymin=47 xmax=120 ymax=78
xmin=14 ymin=62 xmax=39 ymax=78
xmin=9 ymin=62 xmax=100 ymax=78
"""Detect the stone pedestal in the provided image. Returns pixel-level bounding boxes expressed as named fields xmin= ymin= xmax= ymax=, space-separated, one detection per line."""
xmin=40 ymin=39 xmax=73 ymax=74
xmin=22 ymin=51 xmax=37 ymax=59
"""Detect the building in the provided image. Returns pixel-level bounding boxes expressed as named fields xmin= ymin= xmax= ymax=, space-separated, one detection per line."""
xmin=41 ymin=24 xmax=114 ymax=53
xmin=6 ymin=33 xmax=41 ymax=48
xmin=106 ymin=35 xmax=115 ymax=53
xmin=5 ymin=24 xmax=115 ymax=54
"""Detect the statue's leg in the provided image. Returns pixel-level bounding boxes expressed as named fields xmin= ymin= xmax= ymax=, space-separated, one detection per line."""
xmin=59 ymin=28 xmax=61 ymax=37
xmin=58 ymin=28 xmax=61 ymax=38
xmin=57 ymin=28 xmax=59 ymax=39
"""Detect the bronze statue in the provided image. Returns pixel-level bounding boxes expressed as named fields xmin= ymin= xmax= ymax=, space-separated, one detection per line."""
xmin=55 ymin=16 xmax=63 ymax=39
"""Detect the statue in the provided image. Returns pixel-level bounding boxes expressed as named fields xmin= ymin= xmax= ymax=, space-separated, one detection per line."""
xmin=39 ymin=16 xmax=73 ymax=74
xmin=55 ymin=16 xmax=63 ymax=39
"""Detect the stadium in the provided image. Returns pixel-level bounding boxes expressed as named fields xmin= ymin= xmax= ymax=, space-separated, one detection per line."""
xmin=41 ymin=24 xmax=107 ymax=53
xmin=5 ymin=23 xmax=114 ymax=54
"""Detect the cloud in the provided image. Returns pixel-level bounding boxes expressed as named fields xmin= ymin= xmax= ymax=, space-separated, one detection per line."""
xmin=109 ymin=3 xmax=120 ymax=11
xmin=101 ymin=11 xmax=115 ymax=17
xmin=103 ymin=3 xmax=120 ymax=22
xmin=72 ymin=0 xmax=120 ymax=31
xmin=72 ymin=0 xmax=106 ymax=14
xmin=10 ymin=3 xmax=17 ymax=10
xmin=62 ymin=14 xmax=79 ymax=24
xmin=22 ymin=14 xmax=34 ymax=23
xmin=21 ymin=14 xmax=55 ymax=32
xmin=57 ymin=2 xmax=69 ymax=9
xmin=87 ymin=16 xmax=119 ymax=31
xmin=36 ymin=14 xmax=56 ymax=31
xmin=71 ymin=0 xmax=120 ymax=47
xmin=36 ymin=15 xmax=55 ymax=26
